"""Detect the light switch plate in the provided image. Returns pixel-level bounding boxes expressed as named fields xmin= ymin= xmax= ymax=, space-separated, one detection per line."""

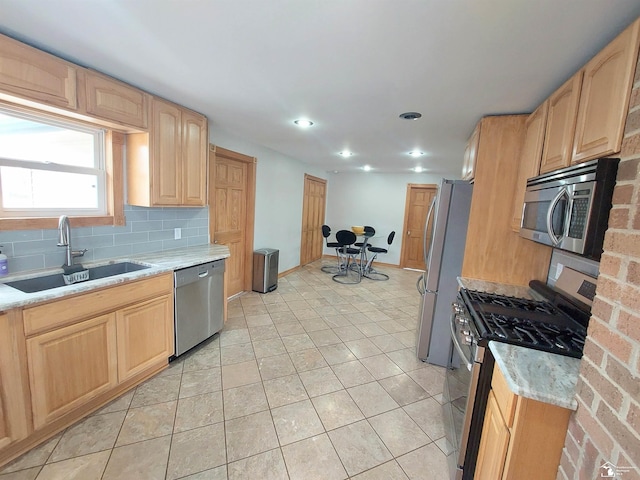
xmin=174 ymin=228 xmax=181 ymax=240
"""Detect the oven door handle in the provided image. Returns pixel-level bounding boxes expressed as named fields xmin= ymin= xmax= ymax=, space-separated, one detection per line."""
xmin=546 ymin=187 xmax=568 ymax=246
xmin=450 ymin=311 xmax=473 ymax=371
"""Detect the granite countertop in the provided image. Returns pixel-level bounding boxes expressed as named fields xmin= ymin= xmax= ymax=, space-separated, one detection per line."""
xmin=457 ymin=276 xmax=541 ymax=300
xmin=456 ymin=276 xmax=580 ymax=410
xmin=0 ymin=244 xmax=230 ymax=311
xmin=489 ymin=342 xmax=580 ymax=410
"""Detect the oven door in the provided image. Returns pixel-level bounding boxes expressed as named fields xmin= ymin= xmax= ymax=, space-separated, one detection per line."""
xmin=443 ymin=306 xmax=489 ymax=480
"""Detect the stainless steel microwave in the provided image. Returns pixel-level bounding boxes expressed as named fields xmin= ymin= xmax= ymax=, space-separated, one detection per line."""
xmin=519 ymin=158 xmax=619 ymax=260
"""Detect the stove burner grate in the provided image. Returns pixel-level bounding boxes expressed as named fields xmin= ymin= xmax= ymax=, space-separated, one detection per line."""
xmin=461 ymin=289 xmax=587 ymax=358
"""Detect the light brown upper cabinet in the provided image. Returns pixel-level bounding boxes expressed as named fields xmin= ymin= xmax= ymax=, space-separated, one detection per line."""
xmin=461 ymin=116 xmax=552 ymax=286
xmin=572 ymin=18 xmax=640 ymax=164
xmin=127 ymin=97 xmax=208 ymax=207
xmin=461 ymin=122 xmax=481 ymax=181
xmin=510 ymin=102 xmax=548 ymax=232
xmin=0 ymin=33 xmax=78 ymax=110
xmin=83 ymin=70 xmax=150 ymax=129
xmin=539 ymin=72 xmax=583 ymax=174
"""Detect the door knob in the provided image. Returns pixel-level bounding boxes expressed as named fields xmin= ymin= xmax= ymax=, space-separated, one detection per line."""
xmin=407 ymin=230 xmax=411 ymax=235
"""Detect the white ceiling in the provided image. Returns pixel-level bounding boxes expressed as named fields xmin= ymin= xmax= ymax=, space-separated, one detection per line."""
xmin=1 ymin=1 xmax=640 ymax=175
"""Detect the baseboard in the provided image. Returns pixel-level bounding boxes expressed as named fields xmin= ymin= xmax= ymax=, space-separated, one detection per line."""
xmin=320 ymin=254 xmax=400 ymax=269
xmin=278 ymin=265 xmax=301 ymax=278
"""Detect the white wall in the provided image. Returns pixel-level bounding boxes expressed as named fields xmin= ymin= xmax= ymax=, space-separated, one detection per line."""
xmin=325 ymin=172 xmax=447 ymax=265
xmin=209 ymin=128 xmax=328 ymax=273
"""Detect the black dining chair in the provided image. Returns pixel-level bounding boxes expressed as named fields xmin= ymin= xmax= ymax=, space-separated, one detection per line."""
xmin=364 ymin=231 xmax=395 ymax=280
xmin=321 ymin=225 xmax=342 ymax=274
xmin=353 ymin=225 xmax=375 ymax=273
xmin=332 ymin=230 xmax=361 ymax=284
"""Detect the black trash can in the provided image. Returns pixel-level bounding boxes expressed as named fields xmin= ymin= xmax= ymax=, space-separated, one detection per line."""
xmin=252 ymin=248 xmax=279 ymax=293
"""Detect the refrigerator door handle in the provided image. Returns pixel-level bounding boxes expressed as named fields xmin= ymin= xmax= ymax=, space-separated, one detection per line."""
xmin=416 ymin=274 xmax=425 ymax=295
xmin=423 ymin=196 xmax=437 ymax=267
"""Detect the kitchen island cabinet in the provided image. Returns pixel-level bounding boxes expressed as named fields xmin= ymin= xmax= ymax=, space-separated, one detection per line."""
xmin=127 ymin=97 xmax=208 ymax=207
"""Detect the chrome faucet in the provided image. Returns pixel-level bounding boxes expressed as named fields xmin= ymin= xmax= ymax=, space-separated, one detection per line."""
xmin=57 ymin=215 xmax=87 ymax=268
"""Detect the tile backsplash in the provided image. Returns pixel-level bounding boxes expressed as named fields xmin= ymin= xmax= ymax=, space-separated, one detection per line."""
xmin=0 ymin=205 xmax=209 ymax=275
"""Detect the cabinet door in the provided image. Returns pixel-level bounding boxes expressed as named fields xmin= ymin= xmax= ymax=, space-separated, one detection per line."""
xmin=116 ymin=294 xmax=174 ymax=382
xmin=0 ymin=34 xmax=77 ymax=109
xmin=84 ymin=70 xmax=150 ymax=129
xmin=151 ymin=99 xmax=182 ymax=205
xmin=182 ymin=110 xmax=208 ymax=206
xmin=539 ymin=73 xmax=582 ymax=174
xmin=0 ymin=311 xmax=31 ymax=449
xmin=510 ymin=102 xmax=548 ymax=232
xmin=475 ymin=391 xmax=510 ymax=480
xmin=572 ymin=19 xmax=640 ymax=164
xmin=461 ymin=123 xmax=480 ymax=180
xmin=27 ymin=314 xmax=117 ymax=429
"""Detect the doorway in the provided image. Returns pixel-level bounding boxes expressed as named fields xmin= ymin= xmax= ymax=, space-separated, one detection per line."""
xmin=208 ymin=145 xmax=256 ymax=297
xmin=399 ymin=183 xmax=438 ymax=270
xmin=300 ymin=174 xmax=327 ymax=266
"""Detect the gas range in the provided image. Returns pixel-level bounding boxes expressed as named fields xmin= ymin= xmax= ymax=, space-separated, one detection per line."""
xmin=457 ymin=284 xmax=590 ymax=359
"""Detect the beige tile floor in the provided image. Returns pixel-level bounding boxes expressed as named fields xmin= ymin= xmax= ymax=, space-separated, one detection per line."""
xmin=0 ymin=260 xmax=450 ymax=480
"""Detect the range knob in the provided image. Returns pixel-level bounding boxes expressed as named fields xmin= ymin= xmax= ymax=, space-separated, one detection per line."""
xmin=456 ymin=315 xmax=468 ymax=327
xmin=452 ymin=303 xmax=464 ymax=314
xmin=463 ymin=335 xmax=473 ymax=346
xmin=461 ymin=329 xmax=471 ymax=337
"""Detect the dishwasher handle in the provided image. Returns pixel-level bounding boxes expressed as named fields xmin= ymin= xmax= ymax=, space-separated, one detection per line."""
xmin=175 ymin=260 xmax=225 ymax=288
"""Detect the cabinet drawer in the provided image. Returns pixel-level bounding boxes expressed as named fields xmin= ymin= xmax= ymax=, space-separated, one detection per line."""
xmin=491 ymin=366 xmax=518 ymax=428
xmin=23 ymin=273 xmax=173 ymax=336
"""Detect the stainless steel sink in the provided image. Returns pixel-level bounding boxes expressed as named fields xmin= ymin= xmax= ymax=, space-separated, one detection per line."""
xmin=5 ymin=262 xmax=151 ymax=294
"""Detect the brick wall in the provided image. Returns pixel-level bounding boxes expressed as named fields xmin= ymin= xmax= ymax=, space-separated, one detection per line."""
xmin=557 ymin=52 xmax=640 ymax=480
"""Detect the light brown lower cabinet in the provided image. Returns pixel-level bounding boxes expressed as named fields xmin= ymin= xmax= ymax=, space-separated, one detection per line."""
xmin=0 ymin=310 xmax=31 ymax=450
xmin=27 ymin=313 xmax=118 ymax=429
xmin=475 ymin=391 xmax=510 ymax=480
xmin=0 ymin=273 xmax=174 ymax=468
xmin=475 ymin=367 xmax=571 ymax=480
xmin=116 ymin=294 xmax=173 ymax=382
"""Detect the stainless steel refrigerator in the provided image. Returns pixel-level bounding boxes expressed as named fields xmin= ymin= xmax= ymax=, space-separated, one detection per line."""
xmin=416 ymin=179 xmax=472 ymax=367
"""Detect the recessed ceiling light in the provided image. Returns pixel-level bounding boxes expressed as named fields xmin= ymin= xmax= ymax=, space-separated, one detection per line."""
xmin=294 ymin=119 xmax=314 ymax=127
xmin=408 ymin=151 xmax=424 ymax=157
xmin=363 ymin=165 xmax=371 ymax=172
xmin=339 ymin=151 xmax=353 ymax=157
xmin=399 ymin=112 xmax=422 ymax=120
xmin=414 ymin=166 xmax=424 ymax=173
xmin=333 ymin=170 xmax=339 ymax=174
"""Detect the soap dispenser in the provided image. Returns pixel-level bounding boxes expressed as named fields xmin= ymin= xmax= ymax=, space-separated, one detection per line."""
xmin=0 ymin=247 xmax=7 ymax=277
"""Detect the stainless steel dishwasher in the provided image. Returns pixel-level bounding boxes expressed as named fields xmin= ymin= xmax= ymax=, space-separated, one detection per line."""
xmin=174 ymin=259 xmax=225 ymax=357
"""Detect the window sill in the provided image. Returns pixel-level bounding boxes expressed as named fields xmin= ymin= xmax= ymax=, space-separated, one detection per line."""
xmin=0 ymin=214 xmax=125 ymax=231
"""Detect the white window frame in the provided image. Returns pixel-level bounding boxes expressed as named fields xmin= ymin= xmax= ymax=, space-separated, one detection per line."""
xmin=0 ymin=106 xmax=108 ymax=218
